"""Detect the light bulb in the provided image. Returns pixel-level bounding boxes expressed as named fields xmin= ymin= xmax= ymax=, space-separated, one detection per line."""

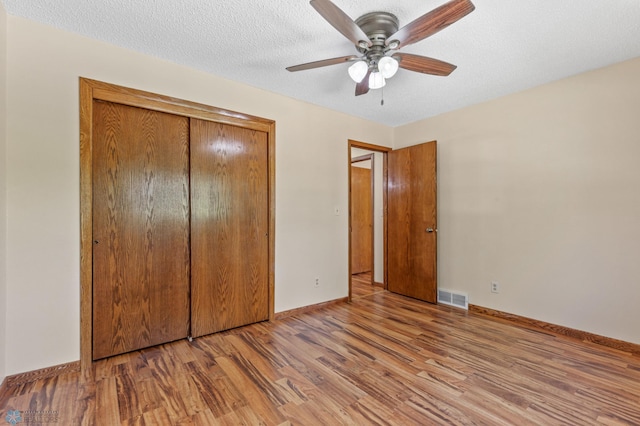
xmin=369 ymin=72 xmax=386 ymax=90
xmin=379 ymin=56 xmax=399 ymax=79
xmin=348 ymin=61 xmax=368 ymax=83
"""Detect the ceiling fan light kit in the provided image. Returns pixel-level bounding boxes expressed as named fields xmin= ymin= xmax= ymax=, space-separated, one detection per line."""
xmin=378 ymin=56 xmax=399 ymax=79
xmin=369 ymin=71 xmax=386 ymax=89
xmin=348 ymin=60 xmax=368 ymax=83
xmin=287 ymin=0 xmax=476 ymax=97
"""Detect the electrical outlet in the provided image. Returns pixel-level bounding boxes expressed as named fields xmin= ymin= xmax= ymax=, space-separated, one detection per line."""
xmin=491 ymin=281 xmax=500 ymax=294
xmin=315 ymin=277 xmax=320 ymax=288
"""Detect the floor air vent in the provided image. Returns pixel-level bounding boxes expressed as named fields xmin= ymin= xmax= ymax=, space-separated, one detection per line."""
xmin=438 ymin=289 xmax=468 ymax=310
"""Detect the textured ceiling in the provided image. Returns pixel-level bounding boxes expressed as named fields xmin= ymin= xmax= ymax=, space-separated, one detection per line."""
xmin=3 ymin=0 xmax=640 ymax=126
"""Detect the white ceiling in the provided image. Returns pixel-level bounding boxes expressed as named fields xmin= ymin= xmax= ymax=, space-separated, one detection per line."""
xmin=3 ymin=0 xmax=640 ymax=126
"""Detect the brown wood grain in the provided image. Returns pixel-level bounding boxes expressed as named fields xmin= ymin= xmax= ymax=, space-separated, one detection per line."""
xmin=351 ymin=272 xmax=385 ymax=300
xmin=92 ymin=101 xmax=190 ymax=360
xmin=273 ymin=297 xmax=348 ymax=320
xmin=267 ymin=122 xmax=276 ymax=321
xmin=387 ymin=141 xmax=437 ymax=303
xmin=3 ymin=361 xmax=80 ymax=387
xmin=348 ymin=140 xmax=392 ymax=153
xmin=350 ymin=166 xmax=373 ymax=274
xmin=88 ymin=80 xmax=274 ymax=133
xmin=395 ymin=52 xmax=457 ymax=76
xmin=286 ymin=55 xmax=358 ymax=72
xmin=355 ymin=68 xmax=371 ymax=97
xmin=309 ymin=0 xmax=371 ymax=47
xmin=389 ymin=0 xmax=476 ymax=48
xmin=3 ymin=291 xmax=640 ymax=424
xmin=190 ymin=119 xmax=269 ymax=338
xmin=79 ymin=78 xmax=94 ymax=376
xmin=80 ymin=78 xmax=276 ymax=372
xmin=470 ymin=304 xmax=640 ymax=356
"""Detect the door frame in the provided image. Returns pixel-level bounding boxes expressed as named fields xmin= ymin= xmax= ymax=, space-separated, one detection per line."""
xmin=79 ymin=78 xmax=276 ymax=375
xmin=347 ymin=140 xmax=391 ymax=302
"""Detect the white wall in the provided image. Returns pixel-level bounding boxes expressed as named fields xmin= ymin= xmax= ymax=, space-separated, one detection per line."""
xmin=395 ymin=57 xmax=640 ymax=345
xmin=0 ymin=2 xmax=8 ymax=384
xmin=351 ymin=148 xmax=384 ymax=283
xmin=6 ymin=12 xmax=640 ymax=378
xmin=4 ymin=16 xmax=393 ymax=375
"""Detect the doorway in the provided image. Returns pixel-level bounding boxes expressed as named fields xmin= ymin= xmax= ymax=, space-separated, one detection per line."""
xmin=348 ymin=141 xmax=390 ymax=301
xmin=350 ymin=154 xmax=377 ymax=298
xmin=348 ymin=139 xmax=438 ymax=303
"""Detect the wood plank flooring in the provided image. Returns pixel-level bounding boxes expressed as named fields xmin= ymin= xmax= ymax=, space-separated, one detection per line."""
xmin=2 ymin=290 xmax=640 ymax=425
xmin=351 ymin=272 xmax=384 ymax=299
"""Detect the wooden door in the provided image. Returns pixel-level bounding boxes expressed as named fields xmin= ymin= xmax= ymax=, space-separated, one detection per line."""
xmin=387 ymin=142 xmax=437 ymax=303
xmin=92 ymin=101 xmax=190 ymax=360
xmin=190 ymin=119 xmax=269 ymax=338
xmin=351 ymin=165 xmax=373 ymax=274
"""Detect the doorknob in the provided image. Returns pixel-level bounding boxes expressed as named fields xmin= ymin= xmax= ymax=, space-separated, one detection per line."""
xmin=426 ymin=228 xmax=434 ymax=233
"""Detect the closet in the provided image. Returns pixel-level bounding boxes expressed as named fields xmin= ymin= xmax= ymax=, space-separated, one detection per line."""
xmin=81 ymin=79 xmax=274 ymax=362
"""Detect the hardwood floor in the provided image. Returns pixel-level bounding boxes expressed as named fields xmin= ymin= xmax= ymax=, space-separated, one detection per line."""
xmin=351 ymin=272 xmax=384 ymax=299
xmin=2 ymin=291 xmax=640 ymax=425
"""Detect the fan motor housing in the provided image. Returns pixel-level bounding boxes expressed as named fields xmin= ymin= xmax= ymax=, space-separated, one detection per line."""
xmin=355 ymin=12 xmax=399 ymax=43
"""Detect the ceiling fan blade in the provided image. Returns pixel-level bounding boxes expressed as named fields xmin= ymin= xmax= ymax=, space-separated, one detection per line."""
xmin=310 ymin=0 xmax=372 ymax=48
xmin=394 ymin=53 xmax=457 ymax=76
xmin=286 ymin=55 xmax=359 ymax=72
xmin=355 ymin=69 xmax=371 ymax=96
xmin=387 ymin=0 xmax=475 ymax=49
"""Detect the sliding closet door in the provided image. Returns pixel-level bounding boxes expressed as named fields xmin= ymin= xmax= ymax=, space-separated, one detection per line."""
xmin=92 ymin=101 xmax=190 ymax=360
xmin=190 ymin=119 xmax=269 ymax=337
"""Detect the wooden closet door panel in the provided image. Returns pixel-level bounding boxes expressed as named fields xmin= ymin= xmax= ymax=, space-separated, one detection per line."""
xmin=351 ymin=166 xmax=373 ymax=274
xmin=92 ymin=101 xmax=190 ymax=360
xmin=190 ymin=119 xmax=269 ymax=337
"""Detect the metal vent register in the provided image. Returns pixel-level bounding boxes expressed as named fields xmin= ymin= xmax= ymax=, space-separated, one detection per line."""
xmin=438 ymin=289 xmax=468 ymax=310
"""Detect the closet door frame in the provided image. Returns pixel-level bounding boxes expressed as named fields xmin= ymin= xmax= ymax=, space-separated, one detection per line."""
xmin=79 ymin=78 xmax=276 ymax=376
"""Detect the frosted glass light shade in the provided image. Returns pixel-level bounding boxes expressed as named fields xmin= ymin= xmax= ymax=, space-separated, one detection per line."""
xmin=369 ymin=72 xmax=386 ymax=89
xmin=348 ymin=61 xmax=368 ymax=83
xmin=379 ymin=56 xmax=399 ymax=79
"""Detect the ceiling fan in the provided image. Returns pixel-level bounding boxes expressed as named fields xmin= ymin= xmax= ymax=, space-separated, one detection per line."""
xmin=286 ymin=0 xmax=475 ymax=96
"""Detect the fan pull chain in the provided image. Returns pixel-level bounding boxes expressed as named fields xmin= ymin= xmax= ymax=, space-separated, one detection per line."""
xmin=381 ymin=86 xmax=385 ymax=106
